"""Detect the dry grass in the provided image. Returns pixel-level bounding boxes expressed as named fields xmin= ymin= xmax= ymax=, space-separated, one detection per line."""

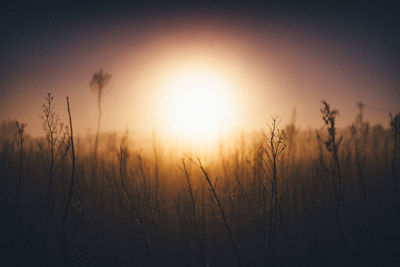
xmin=0 ymin=96 xmax=399 ymax=266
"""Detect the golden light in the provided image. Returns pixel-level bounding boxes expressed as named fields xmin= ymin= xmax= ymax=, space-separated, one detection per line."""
xmin=161 ymin=66 xmax=236 ymax=142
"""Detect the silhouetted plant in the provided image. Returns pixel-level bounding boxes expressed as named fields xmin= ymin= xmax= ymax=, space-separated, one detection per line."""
xmin=284 ymin=108 xmax=298 ymax=175
xmin=349 ymin=102 xmax=369 ymax=211
xmin=263 ymin=116 xmax=290 ymax=265
xmin=38 ymin=93 xmax=70 ymax=225
xmin=390 ymin=112 xmax=400 ymax=197
xmin=152 ymin=130 xmax=162 ymax=211
xmin=15 ymin=121 xmax=26 ymax=211
xmin=118 ymin=136 xmax=151 ymax=264
xmin=317 ymin=100 xmax=350 ymax=261
xmin=90 ymin=69 xmax=111 ymax=170
xmin=61 ymin=96 xmax=76 ymax=267
xmin=192 ymin=156 xmax=242 ymax=267
xmin=180 ymin=157 xmax=207 ymax=266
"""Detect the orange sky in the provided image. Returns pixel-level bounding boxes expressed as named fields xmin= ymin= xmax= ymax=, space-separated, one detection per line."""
xmin=1 ymin=14 xmax=399 ymax=138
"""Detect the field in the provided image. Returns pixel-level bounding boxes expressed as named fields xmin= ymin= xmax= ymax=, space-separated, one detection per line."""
xmin=1 ymin=98 xmax=399 ymax=266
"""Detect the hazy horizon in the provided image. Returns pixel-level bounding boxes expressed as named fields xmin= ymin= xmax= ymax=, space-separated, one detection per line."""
xmin=1 ymin=7 xmax=399 ymax=138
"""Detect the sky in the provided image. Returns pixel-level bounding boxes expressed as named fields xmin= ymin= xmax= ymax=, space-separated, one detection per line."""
xmin=1 ymin=0 xmax=399 ymax=137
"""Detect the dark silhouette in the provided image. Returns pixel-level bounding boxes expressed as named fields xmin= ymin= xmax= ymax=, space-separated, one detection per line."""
xmin=90 ymin=69 xmax=112 ymax=171
xmin=1 ymin=98 xmax=399 ymax=266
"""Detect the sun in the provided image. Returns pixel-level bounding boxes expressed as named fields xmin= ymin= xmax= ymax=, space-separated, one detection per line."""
xmin=161 ymin=67 xmax=236 ymax=142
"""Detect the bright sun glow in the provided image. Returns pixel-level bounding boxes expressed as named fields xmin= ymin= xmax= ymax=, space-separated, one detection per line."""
xmin=162 ymin=67 xmax=236 ymax=142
